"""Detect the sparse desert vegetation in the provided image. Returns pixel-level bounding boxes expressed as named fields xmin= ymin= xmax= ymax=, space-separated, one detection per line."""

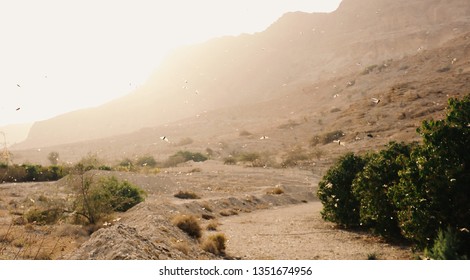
xmin=2 ymin=0 xmax=470 ymax=262
xmin=172 ymin=215 xmax=202 ymax=239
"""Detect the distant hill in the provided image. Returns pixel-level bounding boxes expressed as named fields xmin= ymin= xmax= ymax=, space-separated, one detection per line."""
xmin=13 ymin=0 xmax=470 ymax=150
xmin=0 ymin=123 xmax=32 ymax=147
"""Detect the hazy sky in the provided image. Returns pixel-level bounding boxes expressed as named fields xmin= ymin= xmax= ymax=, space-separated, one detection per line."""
xmin=0 ymin=0 xmax=342 ymax=127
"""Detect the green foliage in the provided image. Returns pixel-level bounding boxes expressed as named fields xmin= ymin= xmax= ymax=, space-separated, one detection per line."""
xmin=425 ymin=227 xmax=468 ymax=260
xmin=164 ymin=151 xmax=208 ymax=167
xmin=317 ymin=153 xmax=367 ymax=227
xmin=75 ymin=153 xmax=103 ymax=171
xmin=24 ymin=208 xmax=63 ymax=225
xmin=352 ymin=142 xmax=412 ymax=238
xmin=118 ymin=158 xmax=135 ymax=171
xmin=71 ymin=173 xmax=146 ymax=224
xmin=318 ymin=94 xmax=470 ymax=256
xmin=97 ymin=176 xmax=147 ymax=212
xmin=0 ymin=164 xmax=68 ymax=182
xmin=390 ymin=95 xmax=470 ymax=249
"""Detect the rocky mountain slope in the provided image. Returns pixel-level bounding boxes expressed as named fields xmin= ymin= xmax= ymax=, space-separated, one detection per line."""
xmin=13 ymin=0 xmax=470 ymax=149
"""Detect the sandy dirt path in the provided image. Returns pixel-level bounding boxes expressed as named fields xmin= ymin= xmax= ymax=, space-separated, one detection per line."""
xmin=219 ymin=201 xmax=414 ymax=260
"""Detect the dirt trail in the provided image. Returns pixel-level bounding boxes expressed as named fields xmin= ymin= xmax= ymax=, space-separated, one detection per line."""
xmin=219 ymin=202 xmax=414 ymax=260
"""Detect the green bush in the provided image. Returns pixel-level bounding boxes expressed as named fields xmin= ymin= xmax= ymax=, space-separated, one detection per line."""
xmin=352 ymin=142 xmax=412 ymax=238
xmin=317 ymin=153 xmax=367 ymax=227
xmin=24 ymin=208 xmax=63 ymax=225
xmin=318 ymin=94 xmax=470 ymax=256
xmin=164 ymin=151 xmax=208 ymax=167
xmin=425 ymin=227 xmax=468 ymax=260
xmin=71 ymin=174 xmax=146 ymax=224
xmin=0 ymin=164 xmax=68 ymax=182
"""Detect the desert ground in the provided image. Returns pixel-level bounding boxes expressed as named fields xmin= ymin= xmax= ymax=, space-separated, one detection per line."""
xmin=0 ymin=160 xmax=414 ymax=260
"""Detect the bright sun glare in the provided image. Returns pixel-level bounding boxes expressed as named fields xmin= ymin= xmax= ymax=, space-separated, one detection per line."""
xmin=0 ymin=0 xmax=341 ymax=127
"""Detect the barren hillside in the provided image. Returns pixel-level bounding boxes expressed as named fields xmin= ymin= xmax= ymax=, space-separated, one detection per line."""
xmin=13 ymin=0 xmax=470 ymax=149
xmin=2 ymin=0 xmax=470 ymax=260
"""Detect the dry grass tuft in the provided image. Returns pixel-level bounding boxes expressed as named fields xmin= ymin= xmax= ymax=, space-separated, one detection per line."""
xmin=219 ymin=209 xmax=238 ymax=217
xmin=174 ymin=190 xmax=201 ymax=200
xmin=206 ymin=220 xmax=219 ymax=231
xmin=172 ymin=215 xmax=202 ymax=239
xmin=202 ymin=233 xmax=227 ymax=256
xmin=266 ymin=187 xmax=284 ymax=195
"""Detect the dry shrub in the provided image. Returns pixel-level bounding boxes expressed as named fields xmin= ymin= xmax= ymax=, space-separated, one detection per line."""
xmin=266 ymin=187 xmax=284 ymax=195
xmin=223 ymin=157 xmax=237 ymax=165
xmin=172 ymin=215 xmax=202 ymax=239
xmin=202 ymin=214 xmax=215 ymax=220
xmin=201 ymin=202 xmax=213 ymax=212
xmin=174 ymin=190 xmax=200 ymax=199
xmin=206 ymin=220 xmax=219 ymax=231
xmin=202 ymin=233 xmax=227 ymax=256
xmin=24 ymin=208 xmax=63 ymax=225
xmin=219 ymin=209 xmax=238 ymax=217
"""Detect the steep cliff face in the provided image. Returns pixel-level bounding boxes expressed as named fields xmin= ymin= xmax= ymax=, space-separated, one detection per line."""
xmin=15 ymin=0 xmax=470 ymax=149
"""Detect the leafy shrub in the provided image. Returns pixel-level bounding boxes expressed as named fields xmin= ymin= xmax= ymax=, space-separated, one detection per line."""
xmin=317 ymin=153 xmax=367 ymax=227
xmin=76 ymin=153 xmax=103 ymax=171
xmin=390 ymin=95 xmax=470 ymax=249
xmin=98 ymin=165 xmax=112 ymax=171
xmin=71 ymin=174 xmax=146 ymax=224
xmin=0 ymin=164 xmax=69 ymax=183
xmin=425 ymin=227 xmax=468 ymax=260
xmin=202 ymin=233 xmax=227 ymax=255
xmin=119 ymin=158 xmax=134 ymax=169
xmin=318 ymin=94 xmax=470 ymax=256
xmin=136 ymin=155 xmax=157 ymax=167
xmin=24 ymin=208 xmax=63 ymax=225
xmin=99 ymin=176 xmax=146 ymax=212
xmin=352 ymin=142 xmax=412 ymax=238
xmin=164 ymin=151 xmax=208 ymax=167
xmin=173 ymin=215 xmax=202 ymax=239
